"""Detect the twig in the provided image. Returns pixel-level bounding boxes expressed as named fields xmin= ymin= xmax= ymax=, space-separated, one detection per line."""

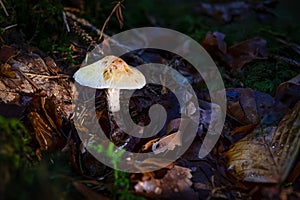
xmin=62 ymin=11 xmax=70 ymax=32
xmin=98 ymin=0 xmax=125 ymax=42
xmin=65 ymin=7 xmax=148 ymax=65
xmin=12 ymin=67 xmax=41 ymax=91
xmin=24 ymin=72 xmax=70 ymax=79
xmin=271 ymin=54 xmax=300 ymax=68
xmin=65 ymin=10 xmax=131 ymax=52
xmin=3 ymin=24 xmax=18 ymax=31
xmin=0 ymin=0 xmax=9 ymax=16
xmin=276 ymin=38 xmax=300 ymax=55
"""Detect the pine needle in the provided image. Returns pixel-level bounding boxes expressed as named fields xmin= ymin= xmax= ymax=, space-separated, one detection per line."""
xmin=0 ymin=0 xmax=9 ymax=16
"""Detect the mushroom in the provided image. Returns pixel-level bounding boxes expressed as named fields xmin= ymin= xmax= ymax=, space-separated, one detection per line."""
xmin=74 ymin=55 xmax=146 ymax=112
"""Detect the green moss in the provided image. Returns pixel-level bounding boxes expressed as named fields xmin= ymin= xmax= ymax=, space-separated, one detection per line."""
xmin=227 ymin=60 xmax=299 ymax=95
xmin=92 ymin=143 xmax=145 ymax=200
xmin=0 ymin=116 xmax=78 ymax=199
xmin=0 ymin=116 xmax=33 ymax=168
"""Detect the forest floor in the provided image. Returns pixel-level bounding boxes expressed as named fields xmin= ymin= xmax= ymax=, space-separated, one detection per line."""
xmin=0 ymin=0 xmax=300 ymax=199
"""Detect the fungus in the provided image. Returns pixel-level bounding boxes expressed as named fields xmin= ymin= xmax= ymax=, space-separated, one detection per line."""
xmin=74 ymin=55 xmax=146 ymax=112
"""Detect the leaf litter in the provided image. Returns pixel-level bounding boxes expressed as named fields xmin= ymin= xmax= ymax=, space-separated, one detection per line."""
xmin=226 ymin=101 xmax=300 ymax=183
xmin=1 ymin=1 xmax=300 ymax=199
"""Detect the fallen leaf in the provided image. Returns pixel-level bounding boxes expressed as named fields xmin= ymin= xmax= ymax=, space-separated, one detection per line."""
xmin=134 ymin=165 xmax=199 ymax=199
xmin=275 ymin=73 xmax=300 ymax=109
xmin=226 ymin=87 xmax=288 ymax=126
xmin=0 ymin=63 xmax=16 ymax=78
xmin=202 ymin=31 xmax=227 ymax=58
xmin=152 ymin=131 xmax=182 ymax=154
xmin=44 ymin=57 xmax=60 ymax=75
xmin=231 ymin=124 xmax=258 ymax=135
xmin=0 ymin=45 xmax=18 ymax=63
xmin=28 ymin=112 xmax=55 ymax=152
xmin=225 ymin=101 xmax=300 ymax=183
xmin=133 ymin=158 xmax=175 ymax=173
xmin=226 ymin=88 xmax=275 ymax=125
xmin=226 ymin=37 xmax=268 ymax=72
xmin=0 ymin=46 xmax=73 ymax=119
xmin=286 ymin=159 xmax=300 ymax=183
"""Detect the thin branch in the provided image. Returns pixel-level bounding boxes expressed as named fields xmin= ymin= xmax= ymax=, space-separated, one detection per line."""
xmin=98 ymin=0 xmax=125 ymax=43
xmin=65 ymin=10 xmax=132 ymax=52
xmin=3 ymin=24 xmax=17 ymax=31
xmin=271 ymin=54 xmax=300 ymax=68
xmin=24 ymin=72 xmax=70 ymax=79
xmin=62 ymin=11 xmax=70 ymax=32
xmin=11 ymin=67 xmax=40 ymax=92
xmin=0 ymin=0 xmax=9 ymax=16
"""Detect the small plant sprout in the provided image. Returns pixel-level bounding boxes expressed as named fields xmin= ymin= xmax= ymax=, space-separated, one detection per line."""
xmin=74 ymin=55 xmax=146 ymax=112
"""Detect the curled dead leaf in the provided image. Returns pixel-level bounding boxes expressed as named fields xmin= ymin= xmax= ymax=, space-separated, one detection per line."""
xmin=225 ymin=101 xmax=300 ymax=183
xmin=0 ymin=63 xmax=16 ymax=78
xmin=0 ymin=46 xmax=73 ymax=119
xmin=231 ymin=123 xmax=258 ymax=135
xmin=152 ymin=131 xmax=182 ymax=154
xmin=275 ymin=73 xmax=300 ymax=109
xmin=0 ymin=45 xmax=18 ymax=63
xmin=202 ymin=31 xmax=227 ymax=57
xmin=226 ymin=37 xmax=268 ymax=72
xmin=226 ymin=88 xmax=275 ymax=125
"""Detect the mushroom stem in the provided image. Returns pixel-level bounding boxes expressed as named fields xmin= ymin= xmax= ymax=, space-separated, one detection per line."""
xmin=106 ymin=88 xmax=120 ymax=112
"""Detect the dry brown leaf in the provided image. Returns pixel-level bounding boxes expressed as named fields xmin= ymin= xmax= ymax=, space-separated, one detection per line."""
xmin=202 ymin=31 xmax=227 ymax=57
xmin=275 ymin=73 xmax=300 ymax=109
xmin=226 ymin=88 xmax=275 ymax=125
xmin=226 ymin=37 xmax=268 ymax=72
xmin=0 ymin=63 xmax=16 ymax=78
xmin=231 ymin=124 xmax=258 ymax=135
xmin=152 ymin=131 xmax=182 ymax=154
xmin=0 ymin=45 xmax=18 ymax=63
xmin=202 ymin=34 xmax=269 ymax=72
xmin=286 ymin=159 xmax=300 ymax=183
xmin=226 ymin=87 xmax=288 ymax=125
xmin=0 ymin=47 xmax=73 ymax=118
xmin=134 ymin=165 xmax=199 ymax=199
xmin=225 ymin=101 xmax=300 ymax=183
xmin=133 ymin=158 xmax=175 ymax=173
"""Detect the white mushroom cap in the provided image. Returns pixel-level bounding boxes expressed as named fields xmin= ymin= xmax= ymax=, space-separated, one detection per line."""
xmin=74 ymin=55 xmax=146 ymax=89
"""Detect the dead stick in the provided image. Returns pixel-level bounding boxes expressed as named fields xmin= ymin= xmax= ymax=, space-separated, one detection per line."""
xmin=271 ymin=54 xmax=300 ymax=67
xmin=12 ymin=67 xmax=40 ymax=91
xmin=98 ymin=0 xmax=125 ymax=42
xmin=0 ymin=0 xmax=9 ymax=16
xmin=24 ymin=72 xmax=70 ymax=79
xmin=3 ymin=24 xmax=17 ymax=31
xmin=65 ymin=10 xmax=131 ymax=52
